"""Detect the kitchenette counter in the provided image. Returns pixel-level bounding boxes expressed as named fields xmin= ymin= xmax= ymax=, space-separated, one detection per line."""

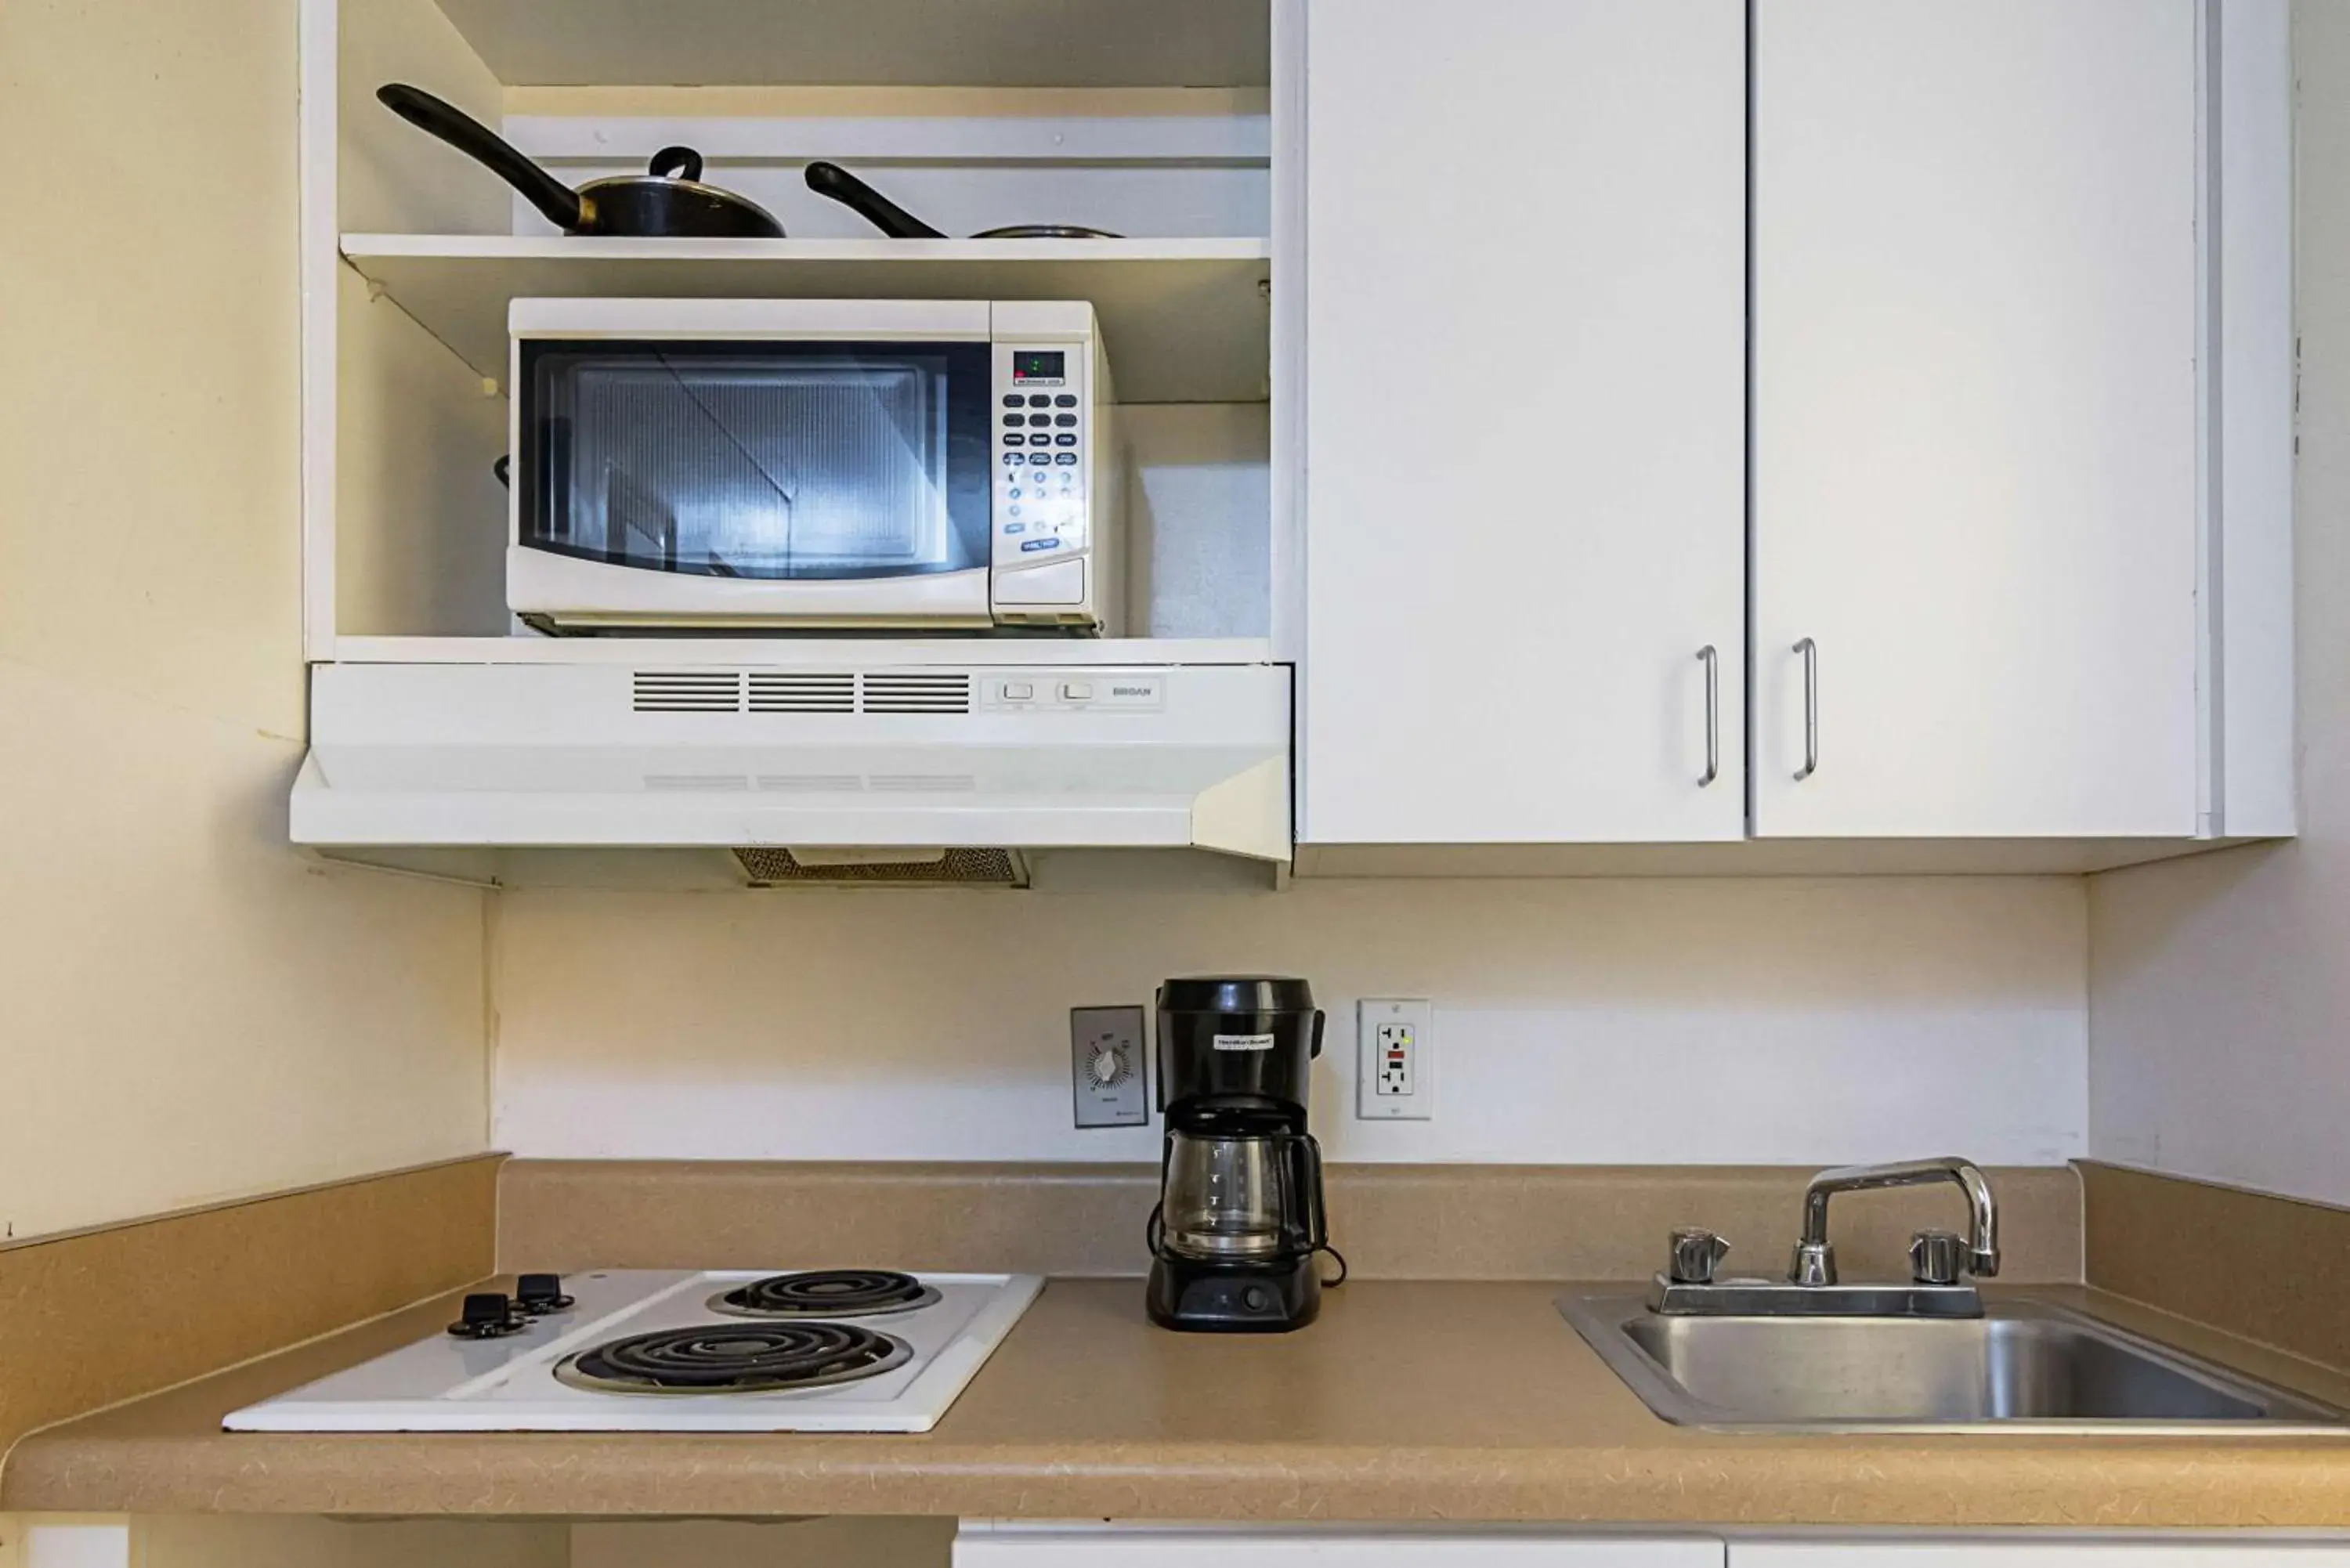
xmin=9 ymin=1277 xmax=2350 ymax=1526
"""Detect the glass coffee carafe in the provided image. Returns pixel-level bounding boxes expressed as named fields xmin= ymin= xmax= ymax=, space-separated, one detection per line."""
xmin=1157 ymin=1126 xmax=1326 ymax=1263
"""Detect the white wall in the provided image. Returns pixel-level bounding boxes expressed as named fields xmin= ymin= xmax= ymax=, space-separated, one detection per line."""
xmin=2084 ymin=0 xmax=2350 ymax=1209
xmin=0 ymin=0 xmax=490 ymax=1240
xmin=492 ymin=870 xmax=2087 ymax=1165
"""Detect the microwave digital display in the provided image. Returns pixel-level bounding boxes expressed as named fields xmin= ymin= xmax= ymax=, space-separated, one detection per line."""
xmin=1011 ymin=350 xmax=1066 ymax=384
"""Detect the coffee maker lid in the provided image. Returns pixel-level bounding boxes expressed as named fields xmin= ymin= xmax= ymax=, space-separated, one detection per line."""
xmin=1159 ymin=975 xmax=1316 ymax=1013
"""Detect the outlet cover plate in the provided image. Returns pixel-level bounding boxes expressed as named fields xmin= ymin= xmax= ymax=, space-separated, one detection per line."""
xmin=1071 ymin=1005 xmax=1148 ymax=1128
xmin=1357 ymin=997 xmax=1434 ymax=1120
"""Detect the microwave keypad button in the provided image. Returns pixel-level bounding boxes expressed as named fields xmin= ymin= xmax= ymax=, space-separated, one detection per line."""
xmin=1003 ymin=413 xmax=1025 ymax=426
xmin=1005 ymin=433 xmax=1025 ymax=446
xmin=1003 ymin=681 xmax=1036 ymax=700
xmin=1061 ymin=681 xmax=1095 ymax=702
xmin=1028 ymin=414 xmax=1053 ymax=427
xmin=1003 ymin=393 xmax=1025 ymax=408
xmin=1054 ymin=393 xmax=1079 ymax=407
xmin=1054 ymin=414 xmax=1079 ymax=427
xmin=1020 ymin=537 xmax=1061 ymax=552
xmin=1029 ymin=394 xmax=1053 ymax=407
xmin=1054 ymin=433 xmax=1078 ymax=447
xmin=1055 ymin=453 xmax=1079 ymax=465
xmin=1004 ymin=522 xmax=1025 ymax=535
xmin=1029 ymin=453 xmax=1050 ymax=466
xmin=1003 ymin=453 xmax=1023 ymax=465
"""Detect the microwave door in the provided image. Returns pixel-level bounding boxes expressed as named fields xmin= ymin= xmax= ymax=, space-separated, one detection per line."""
xmin=653 ymin=362 xmax=812 ymax=577
xmin=515 ymin=338 xmax=993 ymax=627
xmin=603 ymin=461 xmax=679 ymax=571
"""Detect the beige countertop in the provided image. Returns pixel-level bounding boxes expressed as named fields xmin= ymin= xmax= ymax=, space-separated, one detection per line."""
xmin=9 ymin=1278 xmax=2350 ymax=1527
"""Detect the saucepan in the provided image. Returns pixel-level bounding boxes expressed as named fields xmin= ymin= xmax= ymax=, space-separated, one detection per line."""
xmin=804 ymin=161 xmax=1120 ymax=239
xmin=378 ymin=84 xmax=785 ymax=239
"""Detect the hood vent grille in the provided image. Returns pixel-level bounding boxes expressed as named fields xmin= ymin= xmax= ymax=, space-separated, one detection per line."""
xmin=733 ymin=847 xmax=1029 ymax=887
xmin=749 ymin=671 xmax=855 ymax=714
xmin=632 ymin=670 xmax=972 ymax=717
xmin=859 ymin=672 xmax=974 ymax=714
xmin=632 ymin=670 xmax=744 ymax=713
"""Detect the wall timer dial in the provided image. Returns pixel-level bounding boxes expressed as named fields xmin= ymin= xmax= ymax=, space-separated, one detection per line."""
xmin=1070 ymin=1006 xmax=1148 ymax=1128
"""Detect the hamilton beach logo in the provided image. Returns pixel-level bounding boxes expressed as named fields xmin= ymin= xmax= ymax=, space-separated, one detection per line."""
xmin=1211 ymin=1032 xmax=1276 ymax=1052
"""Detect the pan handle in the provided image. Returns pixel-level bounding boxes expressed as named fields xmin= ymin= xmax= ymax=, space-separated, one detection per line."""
xmin=378 ymin=84 xmax=585 ymax=233
xmin=648 ymin=146 xmax=703 ymax=182
xmin=804 ymin=161 xmax=946 ymax=240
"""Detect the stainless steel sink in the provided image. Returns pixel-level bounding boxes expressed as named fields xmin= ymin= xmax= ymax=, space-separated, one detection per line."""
xmin=1560 ymin=1291 xmax=2350 ymax=1433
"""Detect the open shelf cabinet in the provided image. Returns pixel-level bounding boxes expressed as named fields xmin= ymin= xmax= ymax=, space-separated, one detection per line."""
xmin=302 ymin=0 xmax=1296 ymax=664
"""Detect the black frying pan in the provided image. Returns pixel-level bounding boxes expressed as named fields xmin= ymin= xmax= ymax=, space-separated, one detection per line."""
xmin=804 ymin=161 xmax=1119 ymax=240
xmin=378 ymin=84 xmax=785 ymax=239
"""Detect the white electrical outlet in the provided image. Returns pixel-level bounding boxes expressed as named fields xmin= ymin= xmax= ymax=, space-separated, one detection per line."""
xmin=1356 ymin=998 xmax=1434 ymax=1120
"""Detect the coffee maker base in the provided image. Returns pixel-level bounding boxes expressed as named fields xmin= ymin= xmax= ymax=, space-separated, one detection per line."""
xmin=1146 ymin=1255 xmax=1322 ymax=1333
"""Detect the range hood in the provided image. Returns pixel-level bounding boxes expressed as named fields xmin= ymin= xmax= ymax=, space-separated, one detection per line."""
xmin=291 ymin=660 xmax=1292 ymax=872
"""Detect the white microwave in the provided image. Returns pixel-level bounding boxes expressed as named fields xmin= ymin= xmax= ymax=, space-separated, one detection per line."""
xmin=505 ymin=298 xmax=1122 ymax=634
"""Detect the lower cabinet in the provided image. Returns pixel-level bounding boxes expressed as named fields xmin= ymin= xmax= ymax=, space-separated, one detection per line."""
xmin=956 ymin=1530 xmax=2350 ymax=1568
xmin=1731 ymin=1547 xmax=2350 ymax=1568
xmin=956 ymin=1527 xmax=1723 ymax=1568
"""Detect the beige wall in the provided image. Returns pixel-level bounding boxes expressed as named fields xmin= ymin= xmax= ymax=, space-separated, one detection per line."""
xmin=0 ymin=0 xmax=490 ymax=1240
xmin=2085 ymin=0 xmax=2348 ymax=1209
xmin=491 ymin=870 xmax=2088 ymax=1168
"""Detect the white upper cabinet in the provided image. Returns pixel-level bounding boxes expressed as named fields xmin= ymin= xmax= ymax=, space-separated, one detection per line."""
xmin=1750 ymin=0 xmax=2203 ymax=839
xmin=1297 ymin=0 xmax=1748 ymax=845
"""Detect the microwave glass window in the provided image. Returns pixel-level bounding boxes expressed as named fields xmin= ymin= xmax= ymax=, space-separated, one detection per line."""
xmin=1011 ymin=349 xmax=1065 ymax=384
xmin=521 ymin=341 xmax=990 ymax=580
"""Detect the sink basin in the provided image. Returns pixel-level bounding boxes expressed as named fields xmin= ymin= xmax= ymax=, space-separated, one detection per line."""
xmin=1560 ymin=1291 xmax=2349 ymax=1433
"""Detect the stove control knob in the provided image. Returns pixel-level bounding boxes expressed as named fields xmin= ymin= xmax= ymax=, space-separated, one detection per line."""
xmin=515 ymin=1273 xmax=575 ymax=1314
xmin=1086 ymin=1044 xmax=1130 ymax=1087
xmin=449 ymin=1292 xmax=522 ymax=1339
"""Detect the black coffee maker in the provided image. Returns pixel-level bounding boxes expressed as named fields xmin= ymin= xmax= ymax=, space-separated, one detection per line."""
xmin=1146 ymin=976 xmax=1338 ymax=1332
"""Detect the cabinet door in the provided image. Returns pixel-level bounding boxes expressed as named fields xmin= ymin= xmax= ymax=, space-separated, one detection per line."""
xmin=1300 ymin=0 xmax=1746 ymax=844
xmin=959 ymin=1526 xmax=1723 ymax=1568
xmin=1731 ymin=1544 xmax=2350 ymax=1568
xmin=1752 ymin=0 xmax=2201 ymax=839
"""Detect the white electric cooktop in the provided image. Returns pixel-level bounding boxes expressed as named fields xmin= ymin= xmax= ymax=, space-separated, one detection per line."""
xmin=223 ymin=1269 xmax=1044 ymax=1433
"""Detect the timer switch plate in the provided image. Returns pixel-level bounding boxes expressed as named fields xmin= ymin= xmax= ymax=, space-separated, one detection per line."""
xmin=1070 ymin=1005 xmax=1148 ymax=1128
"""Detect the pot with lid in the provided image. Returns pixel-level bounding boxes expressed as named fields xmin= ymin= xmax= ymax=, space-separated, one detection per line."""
xmin=378 ymin=84 xmax=785 ymax=239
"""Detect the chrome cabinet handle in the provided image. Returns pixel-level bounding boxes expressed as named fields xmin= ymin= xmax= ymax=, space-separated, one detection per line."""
xmin=1793 ymin=637 xmax=1818 ymax=781
xmin=1696 ymin=645 xmax=1719 ymax=788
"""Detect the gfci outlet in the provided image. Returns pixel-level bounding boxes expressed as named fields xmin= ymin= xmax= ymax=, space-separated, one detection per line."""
xmin=1356 ymin=998 xmax=1434 ymax=1120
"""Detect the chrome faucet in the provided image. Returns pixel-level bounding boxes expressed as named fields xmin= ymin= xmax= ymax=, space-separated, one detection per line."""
xmin=1645 ymin=1155 xmax=2001 ymax=1319
xmin=1791 ymin=1157 xmax=2001 ymax=1287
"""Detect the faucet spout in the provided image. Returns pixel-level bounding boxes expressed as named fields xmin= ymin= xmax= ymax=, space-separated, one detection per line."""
xmin=1799 ymin=1157 xmax=2001 ymax=1281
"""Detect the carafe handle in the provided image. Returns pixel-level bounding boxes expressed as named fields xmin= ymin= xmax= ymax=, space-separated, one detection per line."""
xmin=1290 ymin=1132 xmax=1328 ymax=1252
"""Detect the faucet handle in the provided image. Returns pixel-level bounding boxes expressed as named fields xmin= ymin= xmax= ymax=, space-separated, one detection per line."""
xmin=1666 ymin=1227 xmax=1730 ymax=1284
xmin=1909 ymin=1229 xmax=1967 ymax=1286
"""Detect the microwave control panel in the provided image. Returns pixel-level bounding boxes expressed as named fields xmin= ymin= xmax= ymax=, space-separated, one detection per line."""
xmin=990 ymin=340 xmax=1093 ymax=622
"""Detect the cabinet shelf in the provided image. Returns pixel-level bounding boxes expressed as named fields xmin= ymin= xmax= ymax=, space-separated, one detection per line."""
xmin=325 ymin=635 xmax=1278 ymax=667
xmin=339 ymin=233 xmax=1272 ymax=403
xmin=425 ymin=0 xmax=1271 ymax=90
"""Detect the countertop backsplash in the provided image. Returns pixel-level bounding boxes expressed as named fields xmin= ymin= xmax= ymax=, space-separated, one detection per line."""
xmin=488 ymin=870 xmax=2087 ymax=1169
